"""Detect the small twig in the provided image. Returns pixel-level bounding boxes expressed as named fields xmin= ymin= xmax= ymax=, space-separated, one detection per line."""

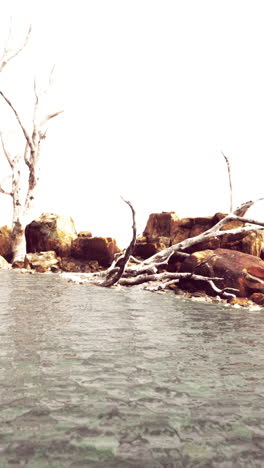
xmin=0 ymin=24 xmax=32 ymax=73
xmin=221 ymin=151 xmax=233 ymax=213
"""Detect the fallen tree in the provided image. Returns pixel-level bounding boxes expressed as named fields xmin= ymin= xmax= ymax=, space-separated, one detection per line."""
xmin=69 ymin=196 xmax=264 ymax=300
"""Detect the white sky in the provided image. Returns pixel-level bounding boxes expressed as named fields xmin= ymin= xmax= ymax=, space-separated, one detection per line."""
xmin=1 ymin=0 xmax=264 ymax=247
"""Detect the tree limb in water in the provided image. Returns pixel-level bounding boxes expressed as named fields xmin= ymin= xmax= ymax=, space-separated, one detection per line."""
xmin=100 ymin=197 xmax=137 ymax=287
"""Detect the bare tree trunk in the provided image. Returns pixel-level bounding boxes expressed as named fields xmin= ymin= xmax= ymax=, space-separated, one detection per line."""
xmin=0 ymin=80 xmax=63 ymax=264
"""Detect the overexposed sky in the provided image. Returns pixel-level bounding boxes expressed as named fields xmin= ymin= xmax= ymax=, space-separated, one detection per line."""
xmin=1 ymin=0 xmax=264 ymax=247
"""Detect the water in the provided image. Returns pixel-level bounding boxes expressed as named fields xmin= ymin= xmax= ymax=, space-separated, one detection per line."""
xmin=0 ymin=271 xmax=264 ymax=467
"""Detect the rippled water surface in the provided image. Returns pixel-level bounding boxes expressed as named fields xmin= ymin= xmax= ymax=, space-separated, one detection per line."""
xmin=1 ymin=270 xmax=264 ymax=467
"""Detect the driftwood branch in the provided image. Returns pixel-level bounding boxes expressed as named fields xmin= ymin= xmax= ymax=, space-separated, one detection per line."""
xmin=101 ymin=197 xmax=137 ymax=287
xmin=139 ymin=198 xmax=264 ymax=268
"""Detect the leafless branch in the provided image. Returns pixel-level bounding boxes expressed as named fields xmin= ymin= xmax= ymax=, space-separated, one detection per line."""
xmin=0 ymin=90 xmax=34 ymax=151
xmin=40 ymin=110 xmax=64 ymax=127
xmin=101 ymin=197 xmax=137 ymax=287
xmin=221 ymin=151 xmax=233 ymax=212
xmin=0 ymin=132 xmax=14 ymax=168
xmin=0 ymin=24 xmax=32 ymax=73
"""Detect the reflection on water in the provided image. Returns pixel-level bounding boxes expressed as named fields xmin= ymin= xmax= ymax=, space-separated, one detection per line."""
xmin=0 ymin=270 xmax=264 ymax=467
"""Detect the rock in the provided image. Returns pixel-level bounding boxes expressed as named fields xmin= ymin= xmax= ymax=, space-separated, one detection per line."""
xmin=26 ymin=213 xmax=77 ymax=257
xmin=133 ymin=236 xmax=171 ymax=260
xmin=71 ymin=236 xmax=120 ymax=267
xmin=0 ymin=255 xmax=11 ymax=269
xmin=228 ymin=297 xmax=254 ymax=307
xmin=59 ymin=257 xmax=100 ymax=273
xmin=78 ymin=231 xmax=93 ymax=238
xmin=12 ymin=260 xmax=25 ymax=269
xmin=143 ymin=212 xmax=179 ymax=238
xmin=220 ymin=230 xmax=264 ymax=257
xmin=171 ymin=216 xmax=215 ymax=245
xmin=24 ymin=251 xmax=60 ymax=272
xmin=180 ymin=248 xmax=264 ymax=297
xmin=0 ymin=226 xmax=12 ymax=262
xmin=142 ymin=211 xmax=264 ymax=257
xmin=250 ymin=293 xmax=264 ymax=305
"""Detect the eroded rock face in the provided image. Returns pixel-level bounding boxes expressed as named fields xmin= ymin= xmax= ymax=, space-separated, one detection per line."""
xmin=0 ymin=226 xmax=12 ymax=262
xmin=26 ymin=213 xmax=77 ymax=257
xmin=24 ymin=251 xmax=60 ymax=272
xmin=71 ymin=236 xmax=120 ymax=267
xmin=180 ymin=248 xmax=264 ymax=297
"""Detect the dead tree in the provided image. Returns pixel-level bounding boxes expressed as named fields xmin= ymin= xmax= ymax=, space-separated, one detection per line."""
xmin=78 ymin=197 xmax=264 ymax=299
xmin=0 ymin=24 xmax=63 ymax=263
xmin=0 ymin=78 xmax=63 ymax=263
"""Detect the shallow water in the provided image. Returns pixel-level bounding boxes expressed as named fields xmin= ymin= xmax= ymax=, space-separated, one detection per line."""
xmin=0 ymin=270 xmax=264 ymax=467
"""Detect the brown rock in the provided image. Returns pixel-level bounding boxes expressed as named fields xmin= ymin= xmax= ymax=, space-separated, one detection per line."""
xmin=220 ymin=230 xmax=264 ymax=257
xmin=12 ymin=260 xmax=25 ymax=269
xmin=71 ymin=236 xmax=120 ymax=267
xmin=143 ymin=212 xmax=179 ymax=238
xmin=142 ymin=211 xmax=264 ymax=257
xmin=250 ymin=293 xmax=264 ymax=305
xmin=180 ymin=248 xmax=264 ymax=297
xmin=26 ymin=213 xmax=77 ymax=257
xmin=0 ymin=226 xmax=12 ymax=262
xmin=78 ymin=231 xmax=93 ymax=238
xmin=59 ymin=257 xmax=100 ymax=273
xmin=133 ymin=236 xmax=170 ymax=260
xmin=228 ymin=297 xmax=254 ymax=307
xmin=24 ymin=251 xmax=60 ymax=272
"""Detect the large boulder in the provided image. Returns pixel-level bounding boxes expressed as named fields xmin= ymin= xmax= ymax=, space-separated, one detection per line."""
xmin=180 ymin=248 xmax=264 ymax=298
xmin=26 ymin=213 xmax=77 ymax=257
xmin=71 ymin=235 xmax=120 ymax=267
xmin=0 ymin=226 xmax=12 ymax=262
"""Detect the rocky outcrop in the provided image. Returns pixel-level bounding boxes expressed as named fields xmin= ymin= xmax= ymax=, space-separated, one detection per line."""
xmin=180 ymin=248 xmax=264 ymax=299
xmin=71 ymin=235 xmax=120 ymax=267
xmin=137 ymin=211 xmax=264 ymax=259
xmin=0 ymin=226 xmax=12 ymax=262
xmin=25 ymin=213 xmax=77 ymax=257
xmin=24 ymin=251 xmax=60 ymax=272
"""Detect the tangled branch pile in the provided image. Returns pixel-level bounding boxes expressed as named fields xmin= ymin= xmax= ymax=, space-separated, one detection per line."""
xmin=75 ymin=197 xmax=264 ymax=299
